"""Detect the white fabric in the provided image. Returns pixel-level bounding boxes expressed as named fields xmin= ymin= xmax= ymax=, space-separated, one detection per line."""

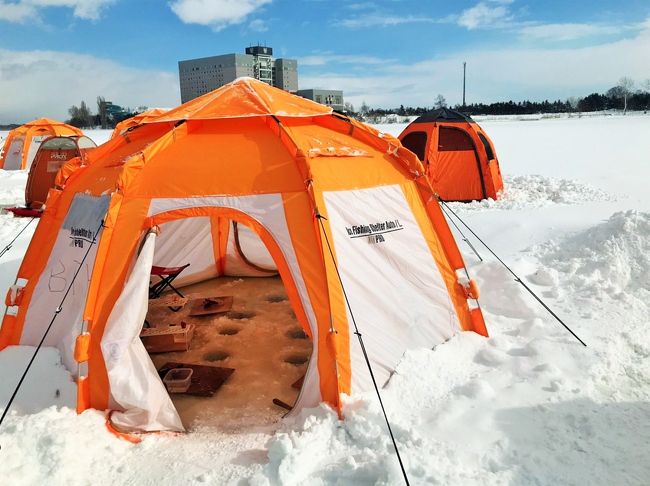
xmin=3 ymin=137 xmax=24 ymax=170
xmin=102 ymin=232 xmax=184 ymax=432
xmin=323 ymin=183 xmax=460 ymax=394
xmin=25 ymin=135 xmax=48 ymax=169
xmin=148 ymin=194 xmax=321 ymax=411
xmin=224 ymin=223 xmax=277 ymax=276
xmin=21 ymin=194 xmax=109 ymax=374
xmin=154 ymin=217 xmax=218 ymax=286
xmin=153 ymin=217 xmax=276 ymax=286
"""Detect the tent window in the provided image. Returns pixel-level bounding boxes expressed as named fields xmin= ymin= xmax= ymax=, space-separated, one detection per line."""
xmin=76 ymin=136 xmax=97 ymax=150
xmin=477 ymin=132 xmax=495 ymax=160
xmin=400 ymin=131 xmax=428 ymax=162
xmin=438 ymin=127 xmax=474 ymax=152
xmin=41 ymin=137 xmax=76 ymax=150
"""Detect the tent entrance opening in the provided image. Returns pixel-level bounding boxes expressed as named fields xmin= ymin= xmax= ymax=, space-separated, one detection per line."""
xmin=144 ymin=217 xmax=312 ymax=430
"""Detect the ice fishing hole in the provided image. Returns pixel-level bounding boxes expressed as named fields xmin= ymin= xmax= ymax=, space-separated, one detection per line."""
xmin=266 ymin=294 xmax=288 ymax=303
xmin=227 ymin=311 xmax=256 ymax=320
xmin=219 ymin=326 xmax=241 ymax=336
xmin=284 ymin=354 xmax=309 ymax=365
xmin=204 ymin=350 xmax=230 ymax=362
xmin=286 ymin=328 xmax=308 ymax=340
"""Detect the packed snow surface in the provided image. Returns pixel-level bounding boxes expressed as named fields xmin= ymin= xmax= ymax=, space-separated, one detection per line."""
xmin=1 ymin=115 xmax=650 ymax=485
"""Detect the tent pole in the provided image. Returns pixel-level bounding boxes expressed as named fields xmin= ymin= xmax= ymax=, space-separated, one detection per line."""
xmin=439 ymin=200 xmax=587 ymax=347
xmin=0 ymin=219 xmax=105 ymax=443
xmin=316 ymin=214 xmax=411 ymax=486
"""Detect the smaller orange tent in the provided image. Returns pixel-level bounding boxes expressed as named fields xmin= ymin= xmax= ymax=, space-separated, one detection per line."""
xmin=25 ymin=135 xmax=97 ymax=210
xmin=110 ymin=108 xmax=167 ymax=139
xmin=399 ymin=108 xmax=503 ymax=201
xmin=0 ymin=118 xmax=83 ymax=171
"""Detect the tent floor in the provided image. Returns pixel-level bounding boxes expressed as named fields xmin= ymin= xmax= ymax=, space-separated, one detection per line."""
xmin=147 ymin=276 xmax=312 ymax=431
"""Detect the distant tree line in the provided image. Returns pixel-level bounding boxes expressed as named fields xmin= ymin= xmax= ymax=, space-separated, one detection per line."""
xmin=66 ymin=96 xmax=139 ymax=129
xmin=349 ymin=76 xmax=650 ymax=120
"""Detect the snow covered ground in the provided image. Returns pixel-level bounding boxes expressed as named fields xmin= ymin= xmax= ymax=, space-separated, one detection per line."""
xmin=1 ymin=114 xmax=649 ymax=485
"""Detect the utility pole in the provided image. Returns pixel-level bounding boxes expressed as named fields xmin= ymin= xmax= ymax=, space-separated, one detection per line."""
xmin=462 ymin=61 xmax=466 ymax=107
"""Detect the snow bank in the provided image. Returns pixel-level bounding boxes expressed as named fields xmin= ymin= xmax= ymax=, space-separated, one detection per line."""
xmin=448 ymin=174 xmax=613 ymax=211
xmin=533 ymin=211 xmax=650 ymax=301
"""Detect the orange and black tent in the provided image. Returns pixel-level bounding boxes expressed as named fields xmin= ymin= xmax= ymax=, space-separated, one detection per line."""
xmin=399 ymin=108 xmax=503 ymax=201
xmin=1 ymin=79 xmax=487 ymax=434
xmin=0 ymin=118 xmax=83 ymax=170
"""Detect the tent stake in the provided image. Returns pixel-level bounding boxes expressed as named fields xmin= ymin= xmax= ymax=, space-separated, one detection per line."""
xmin=439 ymin=200 xmax=587 ymax=347
xmin=0 ymin=216 xmax=36 ymax=260
xmin=0 ymin=219 xmax=105 ymax=445
xmin=316 ymin=214 xmax=411 ymax=486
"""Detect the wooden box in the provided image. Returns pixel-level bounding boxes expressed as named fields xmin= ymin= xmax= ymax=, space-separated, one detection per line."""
xmin=140 ymin=322 xmax=195 ymax=353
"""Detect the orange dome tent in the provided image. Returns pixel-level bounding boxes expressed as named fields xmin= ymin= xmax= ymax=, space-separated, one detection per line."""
xmin=1 ymin=78 xmax=487 ymax=434
xmin=0 ymin=118 xmax=83 ymax=170
xmin=110 ymin=108 xmax=168 ymax=139
xmin=399 ymin=108 xmax=503 ymax=201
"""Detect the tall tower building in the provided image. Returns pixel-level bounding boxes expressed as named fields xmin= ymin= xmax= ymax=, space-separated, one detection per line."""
xmin=178 ymin=45 xmax=298 ymax=103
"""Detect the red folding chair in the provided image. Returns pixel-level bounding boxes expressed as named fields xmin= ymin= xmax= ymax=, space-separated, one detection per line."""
xmin=149 ymin=264 xmax=190 ymax=312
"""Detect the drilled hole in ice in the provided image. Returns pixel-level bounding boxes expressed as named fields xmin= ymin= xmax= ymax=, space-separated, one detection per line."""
xmin=284 ymin=354 xmax=308 ymax=365
xmin=204 ymin=350 xmax=230 ymax=362
xmin=286 ymin=328 xmax=308 ymax=340
xmin=219 ymin=326 xmax=241 ymax=336
xmin=266 ymin=294 xmax=288 ymax=303
xmin=226 ymin=311 xmax=256 ymax=320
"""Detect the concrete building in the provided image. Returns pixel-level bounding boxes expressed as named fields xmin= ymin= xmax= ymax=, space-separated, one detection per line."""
xmin=296 ymin=89 xmax=345 ymax=112
xmin=178 ymin=45 xmax=298 ymax=103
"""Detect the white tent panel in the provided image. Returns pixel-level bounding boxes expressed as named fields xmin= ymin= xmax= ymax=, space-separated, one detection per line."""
xmin=4 ymin=137 xmax=24 ymax=170
xmin=20 ymin=194 xmax=109 ymax=373
xmin=323 ymin=183 xmax=460 ymax=394
xmin=102 ymin=231 xmax=184 ymax=432
xmin=153 ymin=217 xmax=218 ymax=287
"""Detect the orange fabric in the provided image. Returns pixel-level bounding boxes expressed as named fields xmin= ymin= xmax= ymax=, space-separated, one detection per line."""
xmin=0 ymin=118 xmax=83 ymax=170
xmin=470 ymin=308 xmax=488 ymax=337
xmin=155 ymin=77 xmax=332 ymax=122
xmin=105 ymin=412 xmax=143 ymax=444
xmin=3 ymin=79 xmax=488 ymax=423
xmin=77 ymin=376 xmax=90 ymax=413
xmin=110 ymin=108 xmax=168 ymax=139
xmin=399 ymin=119 xmax=504 ymax=201
xmin=74 ymin=333 xmax=91 ymax=363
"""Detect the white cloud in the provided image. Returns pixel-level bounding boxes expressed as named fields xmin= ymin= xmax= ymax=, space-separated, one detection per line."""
xmin=0 ymin=49 xmax=179 ymax=123
xmin=169 ymin=0 xmax=271 ymax=30
xmin=0 ymin=0 xmax=115 ymax=22
xmin=248 ymin=18 xmax=268 ymax=32
xmin=300 ymin=53 xmax=388 ymax=66
xmin=519 ymin=22 xmax=629 ymax=42
xmin=458 ymin=1 xmax=513 ymax=30
xmin=300 ymin=19 xmax=650 ymax=108
xmin=339 ymin=13 xmax=440 ymax=28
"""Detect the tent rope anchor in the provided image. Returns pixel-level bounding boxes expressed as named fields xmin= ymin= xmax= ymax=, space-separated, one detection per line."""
xmin=0 ymin=216 xmax=36 ymax=261
xmin=0 ymin=219 xmax=105 ymax=447
xmin=316 ymin=213 xmax=411 ymax=486
xmin=439 ymin=200 xmax=587 ymax=347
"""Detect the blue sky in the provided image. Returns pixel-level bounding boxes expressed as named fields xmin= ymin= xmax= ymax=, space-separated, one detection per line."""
xmin=0 ymin=0 xmax=649 ymax=122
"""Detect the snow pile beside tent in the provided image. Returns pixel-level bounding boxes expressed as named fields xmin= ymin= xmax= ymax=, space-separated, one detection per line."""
xmin=532 ymin=211 xmax=649 ymax=302
xmin=0 ymin=169 xmax=28 ymax=206
xmin=450 ymin=174 xmax=613 ymax=211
